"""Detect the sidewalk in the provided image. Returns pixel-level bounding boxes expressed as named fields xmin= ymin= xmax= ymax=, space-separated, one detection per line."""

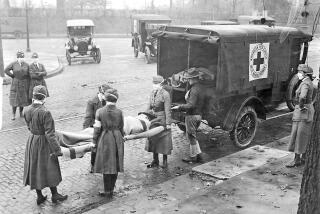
xmin=85 ymin=137 xmax=302 ymax=214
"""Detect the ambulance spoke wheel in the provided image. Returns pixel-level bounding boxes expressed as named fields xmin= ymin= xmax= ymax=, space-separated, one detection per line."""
xmin=286 ymin=74 xmax=300 ymax=111
xmin=230 ymin=106 xmax=258 ymax=149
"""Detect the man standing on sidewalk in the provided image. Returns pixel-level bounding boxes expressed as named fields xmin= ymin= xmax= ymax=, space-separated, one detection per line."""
xmin=172 ymin=68 xmax=206 ymax=163
xmin=83 ymin=84 xmax=112 ymax=172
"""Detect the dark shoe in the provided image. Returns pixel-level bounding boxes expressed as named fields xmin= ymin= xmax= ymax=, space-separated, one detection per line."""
xmin=98 ymin=191 xmax=111 ymax=197
xmin=196 ymin=154 xmax=205 ymax=163
xmin=147 ymin=160 xmax=159 ymax=168
xmin=90 ymin=165 xmax=94 ymax=173
xmin=36 ymin=195 xmax=47 ymax=205
xmin=162 ymin=159 xmax=168 ymax=168
xmin=286 ymin=159 xmax=302 ymax=168
xmin=52 ymin=193 xmax=68 ymax=203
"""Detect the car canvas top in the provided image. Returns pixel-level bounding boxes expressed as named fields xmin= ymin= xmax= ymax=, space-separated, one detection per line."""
xmin=66 ymin=19 xmax=95 ymax=27
xmin=154 ymin=24 xmax=312 ymax=42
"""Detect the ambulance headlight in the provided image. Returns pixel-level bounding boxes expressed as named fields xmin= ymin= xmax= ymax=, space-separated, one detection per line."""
xmin=88 ymin=45 xmax=92 ymax=50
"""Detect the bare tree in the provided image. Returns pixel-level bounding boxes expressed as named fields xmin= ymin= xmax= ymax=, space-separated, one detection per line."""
xmin=297 ymin=71 xmax=320 ymax=214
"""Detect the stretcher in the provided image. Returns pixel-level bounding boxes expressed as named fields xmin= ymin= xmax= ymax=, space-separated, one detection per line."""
xmin=55 ymin=126 xmax=165 ymax=159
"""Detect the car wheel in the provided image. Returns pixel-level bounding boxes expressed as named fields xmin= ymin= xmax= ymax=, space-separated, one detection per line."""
xmin=94 ymin=48 xmax=101 ymax=63
xmin=177 ymin=124 xmax=186 ymax=132
xmin=230 ymin=106 xmax=258 ymax=149
xmin=66 ymin=50 xmax=71 ymax=65
xmin=286 ymin=74 xmax=300 ymax=111
xmin=145 ymin=46 xmax=151 ymax=64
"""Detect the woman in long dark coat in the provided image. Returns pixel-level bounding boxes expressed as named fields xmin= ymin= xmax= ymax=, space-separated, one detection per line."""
xmin=93 ymin=89 xmax=124 ymax=198
xmin=145 ymin=76 xmax=172 ymax=168
xmin=23 ymin=85 xmax=67 ymax=205
xmin=28 ymin=52 xmax=49 ymax=99
xmin=286 ymin=64 xmax=315 ymax=168
xmin=4 ymin=51 xmax=30 ymax=120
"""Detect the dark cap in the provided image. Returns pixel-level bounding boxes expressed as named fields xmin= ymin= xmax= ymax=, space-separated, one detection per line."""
xmin=105 ymin=88 xmax=119 ymax=102
xmin=16 ymin=50 xmax=24 ymax=58
xmin=31 ymin=52 xmax=39 ymax=58
xmin=33 ymin=85 xmax=47 ymax=97
xmin=298 ymin=64 xmax=313 ymax=75
xmin=98 ymin=84 xmax=112 ymax=93
xmin=184 ymin=67 xmax=201 ymax=79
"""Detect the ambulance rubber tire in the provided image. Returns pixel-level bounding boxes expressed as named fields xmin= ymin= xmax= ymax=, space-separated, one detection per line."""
xmin=94 ymin=49 xmax=101 ymax=64
xmin=286 ymin=74 xmax=300 ymax=111
xmin=66 ymin=50 xmax=71 ymax=66
xmin=230 ymin=106 xmax=258 ymax=149
xmin=145 ymin=46 xmax=151 ymax=64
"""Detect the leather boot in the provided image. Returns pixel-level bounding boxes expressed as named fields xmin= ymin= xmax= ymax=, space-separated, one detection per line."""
xmin=301 ymin=153 xmax=306 ymax=165
xmin=36 ymin=190 xmax=47 ymax=205
xmin=50 ymin=187 xmax=68 ymax=203
xmin=52 ymin=193 xmax=68 ymax=203
xmin=162 ymin=155 xmax=168 ymax=168
xmin=286 ymin=154 xmax=301 ymax=168
xmin=99 ymin=174 xmax=111 ymax=197
xmin=147 ymin=153 xmax=159 ymax=168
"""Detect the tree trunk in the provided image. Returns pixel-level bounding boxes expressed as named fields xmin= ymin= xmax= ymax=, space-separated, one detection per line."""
xmin=297 ymin=72 xmax=320 ymax=214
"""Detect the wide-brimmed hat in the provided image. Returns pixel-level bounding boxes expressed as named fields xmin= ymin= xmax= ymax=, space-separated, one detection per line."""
xmin=105 ymin=88 xmax=119 ymax=102
xmin=298 ymin=64 xmax=313 ymax=75
xmin=152 ymin=76 xmax=164 ymax=84
xmin=16 ymin=50 xmax=24 ymax=58
xmin=98 ymin=84 xmax=112 ymax=93
xmin=184 ymin=67 xmax=201 ymax=79
xmin=33 ymin=85 xmax=47 ymax=97
xmin=138 ymin=111 xmax=157 ymax=120
xmin=31 ymin=52 xmax=39 ymax=58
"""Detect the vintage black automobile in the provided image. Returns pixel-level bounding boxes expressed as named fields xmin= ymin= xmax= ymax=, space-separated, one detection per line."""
xmin=131 ymin=14 xmax=171 ymax=64
xmin=238 ymin=15 xmax=276 ymax=26
xmin=153 ymin=24 xmax=314 ymax=148
xmin=65 ymin=19 xmax=101 ymax=65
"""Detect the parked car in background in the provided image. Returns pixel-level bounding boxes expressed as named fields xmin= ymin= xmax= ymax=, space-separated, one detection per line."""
xmin=153 ymin=24 xmax=315 ymax=149
xmin=65 ymin=19 xmax=101 ymax=65
xmin=131 ymin=14 xmax=171 ymax=64
xmin=0 ymin=17 xmax=26 ymax=38
xmin=238 ymin=15 xmax=275 ymax=26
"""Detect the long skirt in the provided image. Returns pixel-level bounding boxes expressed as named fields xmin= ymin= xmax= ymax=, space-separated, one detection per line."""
xmin=23 ymin=134 xmax=62 ymax=190
xmin=145 ymin=128 xmax=172 ymax=155
xmin=288 ymin=121 xmax=312 ymax=154
xmin=29 ymin=79 xmax=49 ymax=99
xmin=10 ymin=78 xmax=30 ymax=107
xmin=94 ymin=130 xmax=124 ymax=174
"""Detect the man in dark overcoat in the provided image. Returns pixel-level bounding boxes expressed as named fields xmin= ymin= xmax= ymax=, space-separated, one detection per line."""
xmin=28 ymin=52 xmax=49 ymax=99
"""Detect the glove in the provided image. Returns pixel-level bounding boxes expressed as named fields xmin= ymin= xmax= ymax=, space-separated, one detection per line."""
xmin=166 ymin=124 xmax=171 ymax=130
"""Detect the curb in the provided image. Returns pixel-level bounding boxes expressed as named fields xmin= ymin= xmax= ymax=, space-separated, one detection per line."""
xmin=2 ymin=56 xmax=64 ymax=85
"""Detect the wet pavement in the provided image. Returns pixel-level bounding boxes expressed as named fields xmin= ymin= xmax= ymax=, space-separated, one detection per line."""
xmin=0 ymin=37 xmax=319 ymax=213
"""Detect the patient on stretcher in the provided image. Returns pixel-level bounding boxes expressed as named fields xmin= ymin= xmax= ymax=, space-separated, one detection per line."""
xmin=56 ymin=112 xmax=166 ymax=159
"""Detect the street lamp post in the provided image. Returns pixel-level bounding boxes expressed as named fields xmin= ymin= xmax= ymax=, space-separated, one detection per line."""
xmin=25 ymin=0 xmax=31 ymax=52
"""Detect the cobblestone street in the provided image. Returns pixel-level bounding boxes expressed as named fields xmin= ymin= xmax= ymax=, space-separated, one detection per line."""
xmin=1 ymin=37 xmax=320 ymax=213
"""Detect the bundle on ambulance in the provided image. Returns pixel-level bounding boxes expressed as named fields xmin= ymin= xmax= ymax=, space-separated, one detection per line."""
xmin=152 ymin=24 xmax=314 ymax=148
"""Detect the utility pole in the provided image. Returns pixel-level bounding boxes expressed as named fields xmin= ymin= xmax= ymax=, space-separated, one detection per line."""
xmin=0 ymin=17 xmax=4 ymax=130
xmin=25 ymin=0 xmax=31 ymax=52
